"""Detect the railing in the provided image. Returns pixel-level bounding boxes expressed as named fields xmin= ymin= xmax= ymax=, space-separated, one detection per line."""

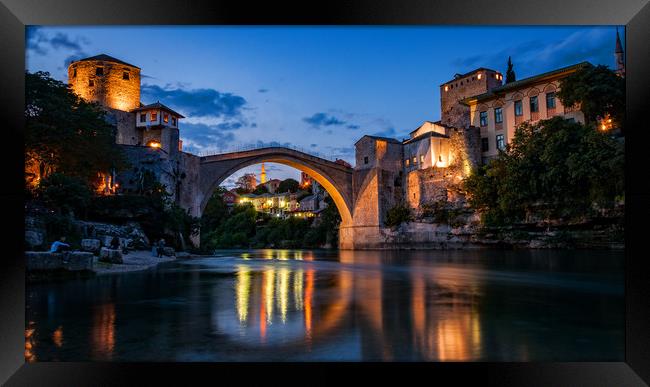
xmin=197 ymin=143 xmax=343 ymax=162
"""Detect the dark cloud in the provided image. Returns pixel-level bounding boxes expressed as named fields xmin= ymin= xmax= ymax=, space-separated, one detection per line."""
xmin=303 ymin=112 xmax=347 ymax=129
xmin=27 ymin=28 xmax=89 ymax=67
xmin=310 ymin=144 xmax=317 ymax=148
xmin=49 ymin=33 xmax=84 ymax=51
xmin=346 ymin=124 xmax=360 ymax=130
xmin=141 ymin=84 xmax=247 ymax=119
xmin=371 ymin=127 xmax=404 ymax=139
xmin=179 ymin=122 xmax=237 ymax=154
xmin=258 ymin=88 xmax=269 ymax=93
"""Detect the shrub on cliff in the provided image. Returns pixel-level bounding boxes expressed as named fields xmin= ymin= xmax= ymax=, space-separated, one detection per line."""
xmin=385 ymin=203 xmax=412 ymax=228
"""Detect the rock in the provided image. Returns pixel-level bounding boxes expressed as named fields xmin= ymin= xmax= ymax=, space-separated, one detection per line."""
xmin=25 ymin=230 xmax=44 ymax=249
xmin=99 ymin=247 xmax=123 ymax=264
xmin=81 ymin=239 xmax=101 ymax=253
xmin=62 ymin=252 xmax=94 ymax=271
xmin=162 ymin=247 xmax=176 ymax=257
xmin=26 ymin=251 xmax=93 ymax=271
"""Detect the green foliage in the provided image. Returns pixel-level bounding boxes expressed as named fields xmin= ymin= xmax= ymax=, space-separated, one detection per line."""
xmin=252 ymin=184 xmax=269 ymax=195
xmin=385 ymin=203 xmax=412 ymax=228
xmin=557 ymin=64 xmax=625 ymax=128
xmin=505 ymin=56 xmax=516 ymax=84
xmin=278 ymin=178 xmax=300 ymax=193
xmin=464 ymin=117 xmax=624 ymax=225
xmin=25 ymin=71 xmax=126 ymax=186
xmin=37 ymin=173 xmax=92 ymax=216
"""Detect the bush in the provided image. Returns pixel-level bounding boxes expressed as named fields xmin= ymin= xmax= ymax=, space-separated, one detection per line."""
xmin=385 ymin=203 xmax=412 ymax=228
xmin=37 ymin=173 xmax=92 ymax=217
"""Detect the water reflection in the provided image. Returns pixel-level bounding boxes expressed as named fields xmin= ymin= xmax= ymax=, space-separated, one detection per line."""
xmin=25 ymin=249 xmax=624 ymax=362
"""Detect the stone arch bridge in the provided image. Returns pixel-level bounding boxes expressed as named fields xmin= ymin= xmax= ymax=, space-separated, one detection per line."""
xmin=198 ymin=147 xmax=354 ymax=226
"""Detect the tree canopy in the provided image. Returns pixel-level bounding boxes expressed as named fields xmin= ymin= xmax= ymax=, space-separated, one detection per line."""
xmin=464 ymin=117 xmax=624 ymax=225
xmin=278 ymin=178 xmax=300 ymax=193
xmin=25 ymin=71 xmax=126 ymax=187
xmin=557 ymin=64 xmax=625 ymax=129
xmin=505 ymin=56 xmax=516 ymax=84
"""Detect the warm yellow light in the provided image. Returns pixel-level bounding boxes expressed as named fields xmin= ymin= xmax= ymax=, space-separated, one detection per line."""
xmin=477 ymin=73 xmax=482 ymax=80
xmin=444 ymin=85 xmax=449 ymax=92
xmin=147 ymin=141 xmax=161 ymax=148
xmin=601 ymin=124 xmax=607 ymax=131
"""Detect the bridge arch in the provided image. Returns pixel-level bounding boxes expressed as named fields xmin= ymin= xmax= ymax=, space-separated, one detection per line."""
xmin=198 ymin=147 xmax=354 ymax=225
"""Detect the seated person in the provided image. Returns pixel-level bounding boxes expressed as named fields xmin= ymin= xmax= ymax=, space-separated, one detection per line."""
xmin=50 ymin=237 xmax=71 ymax=253
xmin=110 ymin=237 xmax=121 ymax=250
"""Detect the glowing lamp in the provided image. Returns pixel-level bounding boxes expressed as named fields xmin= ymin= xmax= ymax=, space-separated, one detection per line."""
xmin=477 ymin=73 xmax=482 ymax=80
xmin=444 ymin=85 xmax=449 ymax=92
xmin=147 ymin=141 xmax=161 ymax=148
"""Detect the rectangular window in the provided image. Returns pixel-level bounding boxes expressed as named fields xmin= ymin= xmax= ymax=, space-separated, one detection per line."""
xmin=151 ymin=112 xmax=157 ymax=121
xmin=405 ymin=159 xmax=410 ymax=166
xmin=530 ymin=96 xmax=539 ymax=113
xmin=364 ymin=156 xmax=369 ymax=164
xmin=172 ymin=117 xmax=177 ymax=126
xmin=479 ymin=111 xmax=488 ymax=127
xmin=96 ymin=67 xmax=103 ymax=76
xmin=73 ymin=68 xmax=77 ymax=78
xmin=481 ymin=137 xmax=489 ymax=152
xmin=546 ymin=92 xmax=556 ymax=109
xmin=496 ymin=134 xmax=505 ymax=151
xmin=88 ymin=79 xmax=94 ymax=87
xmin=163 ymin=114 xmax=169 ymax=123
xmin=420 ymin=155 xmax=425 ymax=163
xmin=413 ymin=156 xmax=417 ymax=164
xmin=140 ymin=113 xmax=146 ymax=123
xmin=514 ymin=100 xmax=523 ymax=116
xmin=495 ymin=107 xmax=503 ymax=123
xmin=123 ymin=72 xmax=130 ymax=80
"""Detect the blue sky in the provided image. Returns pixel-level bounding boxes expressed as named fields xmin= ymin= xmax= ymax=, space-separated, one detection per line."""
xmin=26 ymin=26 xmax=623 ymax=186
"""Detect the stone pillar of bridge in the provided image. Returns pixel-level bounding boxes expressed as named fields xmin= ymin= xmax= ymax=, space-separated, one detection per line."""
xmin=343 ymin=136 xmax=404 ymax=249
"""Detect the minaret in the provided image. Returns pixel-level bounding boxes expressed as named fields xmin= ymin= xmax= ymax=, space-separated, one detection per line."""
xmin=615 ymin=28 xmax=625 ymax=77
xmin=260 ymin=163 xmax=267 ymax=184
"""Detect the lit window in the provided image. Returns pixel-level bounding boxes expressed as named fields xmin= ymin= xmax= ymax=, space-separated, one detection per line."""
xmin=496 ymin=134 xmax=505 ymax=151
xmin=96 ymin=67 xmax=103 ymax=76
xmin=405 ymin=159 xmax=410 ymax=166
xmin=151 ymin=112 xmax=157 ymax=121
xmin=147 ymin=140 xmax=161 ymax=148
xmin=140 ymin=114 xmax=146 ymax=123
xmin=123 ymin=72 xmax=129 ymax=80
xmin=420 ymin=155 xmax=425 ymax=163
xmin=481 ymin=137 xmax=489 ymax=152
xmin=413 ymin=156 xmax=417 ymax=164
xmin=444 ymin=85 xmax=449 ymax=92
xmin=546 ymin=92 xmax=556 ymax=109
xmin=479 ymin=111 xmax=488 ymax=127
xmin=88 ymin=79 xmax=94 ymax=87
xmin=514 ymin=100 xmax=523 ymax=116
xmin=477 ymin=73 xmax=482 ymax=80
xmin=495 ymin=107 xmax=503 ymax=123
xmin=163 ymin=114 xmax=169 ymax=123
xmin=530 ymin=96 xmax=539 ymax=113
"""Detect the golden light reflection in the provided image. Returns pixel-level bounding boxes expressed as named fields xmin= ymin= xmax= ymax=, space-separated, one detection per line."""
xmin=25 ymin=322 xmax=36 ymax=363
xmin=52 ymin=326 xmax=64 ymax=348
xmin=264 ymin=269 xmax=275 ymax=323
xmin=304 ymin=270 xmax=314 ymax=340
xmin=236 ymin=266 xmax=251 ymax=325
xmin=279 ymin=269 xmax=290 ymax=323
xmin=293 ymin=269 xmax=304 ymax=310
xmin=92 ymin=303 xmax=116 ymax=360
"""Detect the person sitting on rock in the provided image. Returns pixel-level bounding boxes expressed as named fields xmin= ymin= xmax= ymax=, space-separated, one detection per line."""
xmin=110 ymin=236 xmax=121 ymax=250
xmin=49 ymin=236 xmax=71 ymax=253
xmin=157 ymin=238 xmax=165 ymax=258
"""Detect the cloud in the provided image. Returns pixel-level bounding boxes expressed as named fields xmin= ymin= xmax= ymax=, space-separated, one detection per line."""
xmin=303 ymin=112 xmax=347 ymax=128
xmin=346 ymin=124 xmax=360 ymax=130
xmin=178 ymin=122 xmax=236 ymax=154
xmin=26 ymin=28 xmax=89 ymax=67
xmin=258 ymin=88 xmax=269 ymax=93
xmin=141 ymin=84 xmax=247 ymax=119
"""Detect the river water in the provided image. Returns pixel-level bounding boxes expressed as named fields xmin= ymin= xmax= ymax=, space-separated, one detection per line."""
xmin=25 ymin=249 xmax=624 ymax=362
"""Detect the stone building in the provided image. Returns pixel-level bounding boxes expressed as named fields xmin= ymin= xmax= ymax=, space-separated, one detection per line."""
xmin=67 ymin=54 xmax=203 ymax=216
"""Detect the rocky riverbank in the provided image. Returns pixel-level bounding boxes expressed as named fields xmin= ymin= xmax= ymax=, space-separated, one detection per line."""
xmin=92 ymin=249 xmax=178 ymax=274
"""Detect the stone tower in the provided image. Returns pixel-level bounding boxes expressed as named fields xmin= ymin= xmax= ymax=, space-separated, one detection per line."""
xmin=68 ymin=54 xmax=141 ymax=112
xmin=260 ymin=163 xmax=267 ymax=184
xmin=615 ymin=28 xmax=625 ymax=77
xmin=439 ymin=68 xmax=503 ymax=128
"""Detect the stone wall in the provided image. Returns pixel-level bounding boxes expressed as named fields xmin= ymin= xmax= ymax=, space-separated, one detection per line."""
xmin=68 ymin=59 xmax=141 ymax=112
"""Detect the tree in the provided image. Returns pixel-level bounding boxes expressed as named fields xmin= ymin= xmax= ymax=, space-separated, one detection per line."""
xmin=557 ymin=64 xmax=625 ymax=129
xmin=234 ymin=173 xmax=257 ymax=193
xmin=25 ymin=71 xmax=126 ymax=187
xmin=38 ymin=173 xmax=92 ymax=216
xmin=464 ymin=117 xmax=624 ymax=225
xmin=505 ymin=56 xmax=516 ymax=84
xmin=385 ymin=203 xmax=412 ymax=228
xmin=252 ymin=184 xmax=269 ymax=195
xmin=201 ymin=187 xmax=230 ymax=233
xmin=277 ymin=178 xmax=300 ymax=193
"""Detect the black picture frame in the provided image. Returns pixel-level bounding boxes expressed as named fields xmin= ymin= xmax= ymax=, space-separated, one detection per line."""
xmin=1 ymin=0 xmax=649 ymax=385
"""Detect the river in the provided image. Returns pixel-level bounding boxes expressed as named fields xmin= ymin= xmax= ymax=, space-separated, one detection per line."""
xmin=25 ymin=249 xmax=624 ymax=362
